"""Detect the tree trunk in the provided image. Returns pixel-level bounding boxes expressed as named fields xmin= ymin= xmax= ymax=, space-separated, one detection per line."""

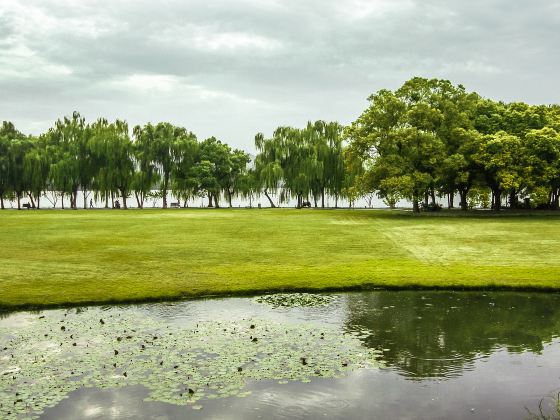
xmin=430 ymin=189 xmax=436 ymax=206
xmin=313 ymin=197 xmax=317 ymax=208
xmin=263 ymin=188 xmax=276 ymax=208
xmin=213 ymin=194 xmax=220 ymax=208
xmin=508 ymin=190 xmax=518 ymax=209
xmin=335 ymin=195 xmax=338 ymax=208
xmin=83 ymin=190 xmax=87 ymax=209
xmin=17 ymin=193 xmax=21 ymax=210
xmin=412 ymin=195 xmax=420 ymax=213
xmin=227 ymin=189 xmax=233 ymax=208
xmin=492 ymin=188 xmax=501 ymax=211
xmin=448 ymin=193 xmax=454 ymax=209
xmin=0 ymin=195 xmax=4 ymax=209
xmin=208 ymin=194 xmax=213 ymax=207
xmin=459 ymin=189 xmax=468 ymax=211
xmin=321 ymin=188 xmax=325 ymax=208
xmin=162 ymin=175 xmax=169 ymax=208
xmin=61 ymin=194 xmax=65 ymax=210
xmin=121 ymin=189 xmax=128 ymax=209
xmin=27 ymin=192 xmax=36 ymax=208
xmin=135 ymin=192 xmax=142 ymax=209
xmin=36 ymin=192 xmax=41 ymax=209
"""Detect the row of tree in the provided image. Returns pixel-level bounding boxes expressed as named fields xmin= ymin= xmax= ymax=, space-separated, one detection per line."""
xmin=0 ymin=114 xmax=251 ymax=210
xmin=346 ymin=77 xmax=560 ymax=211
xmin=2 ymin=77 xmax=560 ymax=211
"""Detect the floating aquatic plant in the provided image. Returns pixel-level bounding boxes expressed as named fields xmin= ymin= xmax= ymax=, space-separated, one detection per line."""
xmin=0 ymin=308 xmax=381 ymax=419
xmin=254 ymin=293 xmax=338 ymax=308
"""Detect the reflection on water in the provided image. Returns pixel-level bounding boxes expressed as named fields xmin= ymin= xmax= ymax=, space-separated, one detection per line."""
xmin=1 ymin=290 xmax=560 ymax=420
xmin=343 ymin=291 xmax=560 ymax=379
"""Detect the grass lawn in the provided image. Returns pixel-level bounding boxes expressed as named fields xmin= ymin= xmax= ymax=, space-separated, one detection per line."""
xmin=1 ymin=208 xmax=560 ymax=309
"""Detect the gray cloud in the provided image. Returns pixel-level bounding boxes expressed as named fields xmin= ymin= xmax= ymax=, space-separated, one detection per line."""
xmin=1 ymin=0 xmax=558 ymax=150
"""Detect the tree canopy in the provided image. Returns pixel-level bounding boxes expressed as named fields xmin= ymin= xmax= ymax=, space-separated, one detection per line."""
xmin=2 ymin=77 xmax=560 ymax=211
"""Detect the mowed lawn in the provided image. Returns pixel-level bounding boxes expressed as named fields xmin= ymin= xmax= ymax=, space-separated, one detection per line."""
xmin=2 ymin=208 xmax=560 ymax=309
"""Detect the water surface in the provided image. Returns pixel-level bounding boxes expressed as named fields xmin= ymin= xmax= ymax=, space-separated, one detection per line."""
xmin=1 ymin=291 xmax=559 ymax=419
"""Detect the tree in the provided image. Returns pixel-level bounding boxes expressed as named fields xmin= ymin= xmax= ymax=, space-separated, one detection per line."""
xmin=254 ymin=133 xmax=283 ymax=207
xmin=133 ymin=122 xmax=190 ymax=208
xmin=255 ymin=123 xmax=339 ymax=208
xmin=0 ymin=122 xmax=24 ymax=209
xmin=223 ymin=149 xmax=250 ymax=207
xmin=22 ymin=136 xmax=50 ymax=209
xmin=47 ymin=112 xmax=90 ymax=209
xmin=171 ymin=131 xmax=199 ymax=207
xmin=346 ymin=79 xmax=447 ymax=212
xmin=197 ymin=137 xmax=232 ymax=207
xmin=131 ymin=125 xmax=160 ymax=208
xmin=474 ymin=132 xmax=524 ymax=210
xmin=90 ymin=119 xmax=134 ymax=209
xmin=524 ymin=127 xmax=560 ymax=209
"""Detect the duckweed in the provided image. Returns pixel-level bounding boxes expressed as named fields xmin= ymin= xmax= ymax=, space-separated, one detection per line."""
xmin=0 ymin=308 xmax=381 ymax=419
xmin=254 ymin=293 xmax=338 ymax=308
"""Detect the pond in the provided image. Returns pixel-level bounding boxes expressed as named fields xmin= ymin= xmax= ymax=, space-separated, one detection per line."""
xmin=1 ymin=291 xmax=560 ymax=419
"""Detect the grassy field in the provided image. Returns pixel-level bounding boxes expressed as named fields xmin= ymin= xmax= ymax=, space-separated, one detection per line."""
xmin=1 ymin=208 xmax=560 ymax=309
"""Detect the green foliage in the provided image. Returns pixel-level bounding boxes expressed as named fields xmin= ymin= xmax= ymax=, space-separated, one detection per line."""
xmin=2 ymin=77 xmax=560 ymax=211
xmin=346 ymin=77 xmax=560 ymax=211
xmin=254 ymin=121 xmax=346 ymax=207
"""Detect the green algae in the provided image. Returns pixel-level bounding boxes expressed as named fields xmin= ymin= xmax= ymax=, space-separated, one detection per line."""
xmin=0 ymin=308 xmax=381 ymax=419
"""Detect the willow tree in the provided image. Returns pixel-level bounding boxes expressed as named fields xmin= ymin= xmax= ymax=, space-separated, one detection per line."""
xmin=279 ymin=126 xmax=321 ymax=207
xmin=133 ymin=122 xmax=192 ymax=208
xmin=254 ymin=132 xmax=283 ymax=207
xmin=90 ymin=119 xmax=134 ymax=208
xmin=236 ymin=168 xmax=260 ymax=208
xmin=307 ymin=121 xmax=345 ymax=207
xmin=131 ymin=124 xmax=159 ymax=208
xmin=47 ymin=112 xmax=90 ymax=209
xmin=0 ymin=134 xmax=10 ymax=209
xmin=255 ymin=126 xmax=322 ymax=208
xmin=0 ymin=122 xmax=23 ymax=209
xmin=22 ymin=136 xmax=50 ymax=208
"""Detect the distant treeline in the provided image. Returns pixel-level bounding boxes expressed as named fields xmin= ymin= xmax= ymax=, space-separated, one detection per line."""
xmin=1 ymin=77 xmax=560 ymax=212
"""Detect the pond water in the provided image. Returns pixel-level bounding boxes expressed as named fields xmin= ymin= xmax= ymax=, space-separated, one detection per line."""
xmin=1 ymin=291 xmax=560 ymax=419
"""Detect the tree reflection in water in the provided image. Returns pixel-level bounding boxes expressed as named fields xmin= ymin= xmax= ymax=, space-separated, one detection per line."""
xmin=343 ymin=291 xmax=560 ymax=379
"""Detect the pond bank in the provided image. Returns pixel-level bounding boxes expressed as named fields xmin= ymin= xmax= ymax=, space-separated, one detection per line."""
xmin=3 ymin=283 xmax=560 ymax=313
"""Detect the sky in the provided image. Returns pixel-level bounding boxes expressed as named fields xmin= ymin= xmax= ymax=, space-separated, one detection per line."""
xmin=1 ymin=0 xmax=559 ymax=151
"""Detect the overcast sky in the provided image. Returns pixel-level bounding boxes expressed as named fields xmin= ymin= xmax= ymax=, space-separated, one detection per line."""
xmin=1 ymin=0 xmax=558 ymax=151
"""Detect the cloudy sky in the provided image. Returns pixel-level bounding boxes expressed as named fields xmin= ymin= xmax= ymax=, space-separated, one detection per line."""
xmin=1 ymin=0 xmax=558 ymax=151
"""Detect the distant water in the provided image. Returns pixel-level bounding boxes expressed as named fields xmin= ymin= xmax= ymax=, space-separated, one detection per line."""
xmin=3 ymin=190 xmax=452 ymax=209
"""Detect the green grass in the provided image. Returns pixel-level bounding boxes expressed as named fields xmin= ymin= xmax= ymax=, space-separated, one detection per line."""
xmin=2 ymin=208 xmax=560 ymax=309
